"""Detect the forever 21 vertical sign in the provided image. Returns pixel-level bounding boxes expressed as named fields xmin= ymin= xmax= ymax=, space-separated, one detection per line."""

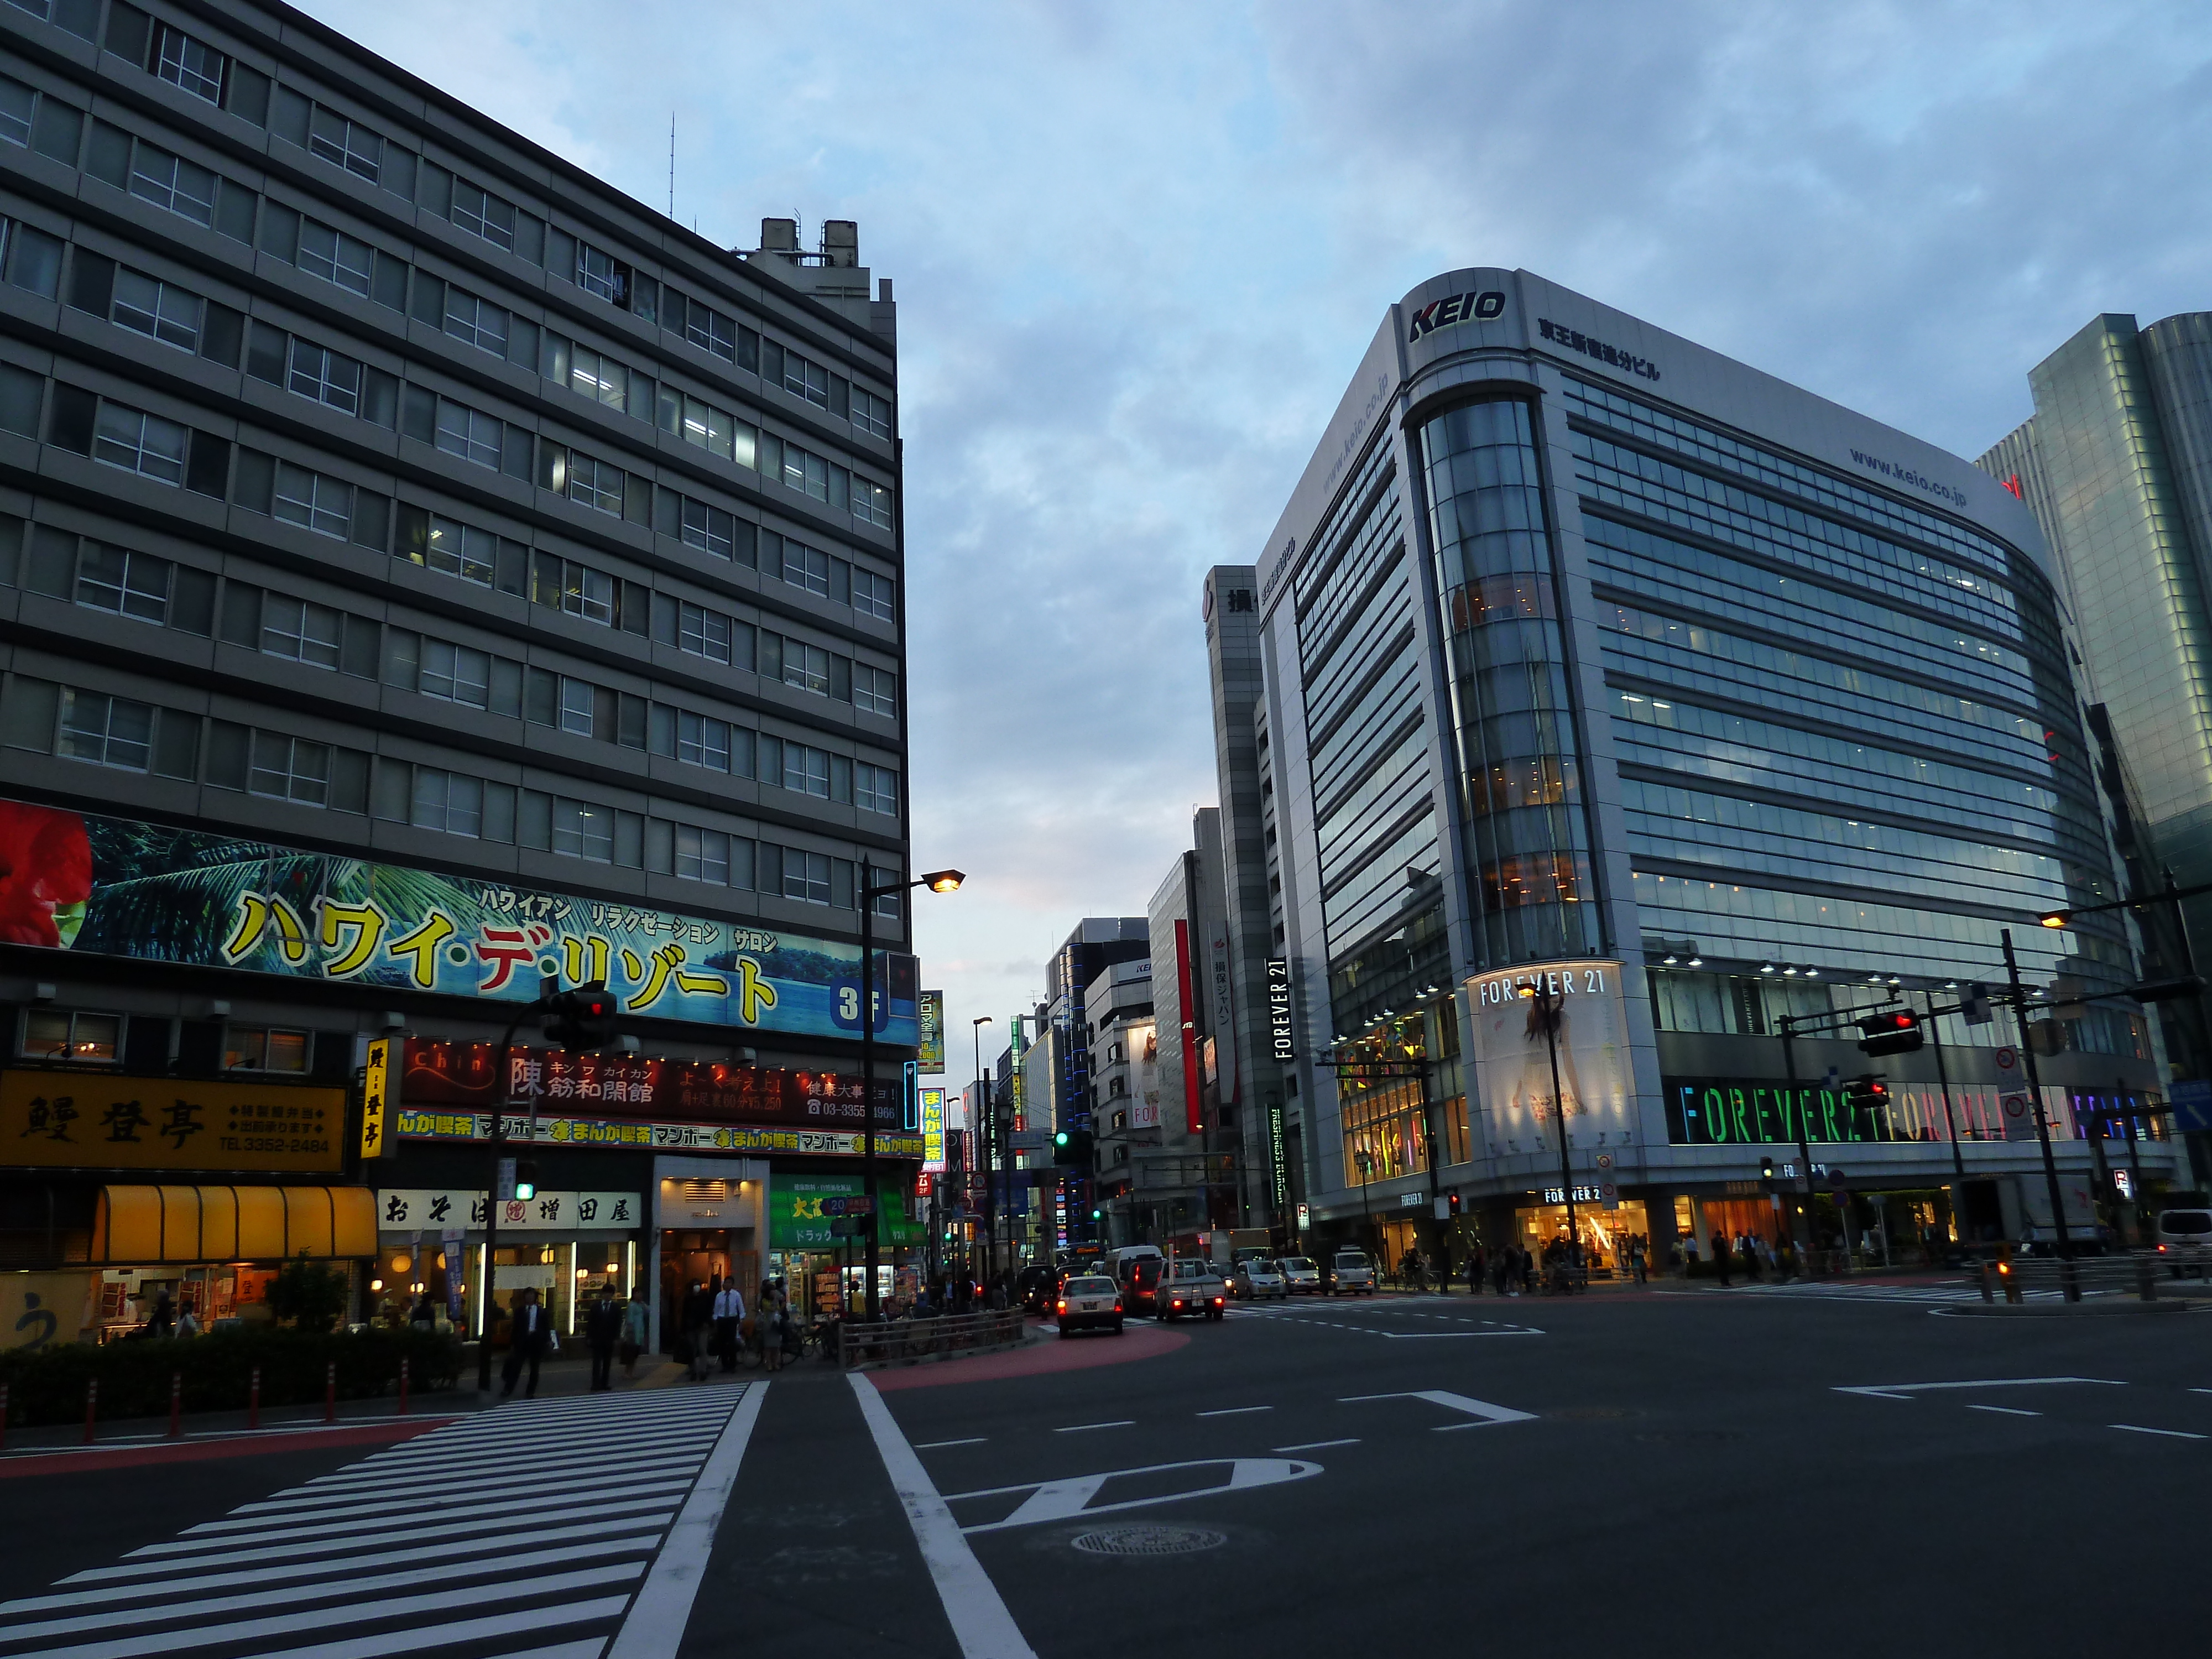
xmin=1266 ymin=959 xmax=1296 ymax=1063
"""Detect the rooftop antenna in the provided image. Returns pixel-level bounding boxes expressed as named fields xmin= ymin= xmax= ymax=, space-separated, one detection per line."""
xmin=667 ymin=112 xmax=675 ymax=220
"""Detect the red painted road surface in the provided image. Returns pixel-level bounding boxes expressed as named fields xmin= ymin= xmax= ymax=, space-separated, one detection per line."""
xmin=0 ymin=1416 xmax=452 ymax=1478
xmin=873 ymin=1320 xmax=1190 ymax=1391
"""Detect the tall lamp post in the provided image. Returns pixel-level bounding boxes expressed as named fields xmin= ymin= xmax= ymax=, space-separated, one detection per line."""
xmin=1518 ymin=979 xmax=1580 ymax=1272
xmin=1354 ymin=1147 xmax=1376 ymax=1259
xmin=972 ymin=1014 xmax=993 ymax=1291
xmin=859 ymin=866 xmax=964 ymax=1319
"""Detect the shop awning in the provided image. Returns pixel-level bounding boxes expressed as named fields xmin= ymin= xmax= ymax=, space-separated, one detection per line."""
xmin=91 ymin=1186 xmax=377 ymax=1264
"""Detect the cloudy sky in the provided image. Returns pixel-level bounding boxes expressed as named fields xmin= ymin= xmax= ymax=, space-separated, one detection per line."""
xmin=306 ymin=0 xmax=2212 ymax=1092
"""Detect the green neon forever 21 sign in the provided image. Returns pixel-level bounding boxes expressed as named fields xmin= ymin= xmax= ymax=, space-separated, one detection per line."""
xmin=1665 ymin=1078 xmax=1902 ymax=1146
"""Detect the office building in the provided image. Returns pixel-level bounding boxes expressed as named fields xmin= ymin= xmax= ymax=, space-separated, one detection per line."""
xmin=1238 ymin=267 xmax=2182 ymax=1268
xmin=0 ymin=0 xmax=916 ymax=1343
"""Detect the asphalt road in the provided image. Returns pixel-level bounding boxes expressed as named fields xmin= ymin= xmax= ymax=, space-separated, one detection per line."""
xmin=4 ymin=1285 xmax=2208 ymax=1658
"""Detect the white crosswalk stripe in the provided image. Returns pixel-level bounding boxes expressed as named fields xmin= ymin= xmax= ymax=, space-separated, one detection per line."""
xmin=0 ymin=1384 xmax=759 ymax=1659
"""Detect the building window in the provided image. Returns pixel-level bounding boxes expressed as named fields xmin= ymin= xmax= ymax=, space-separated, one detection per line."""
xmin=853 ymin=665 xmax=898 ymax=718
xmin=0 ymin=217 xmax=61 ymax=300
xmin=662 ymin=390 xmax=743 ymax=463
xmin=0 ymin=74 xmax=32 ymax=147
xmin=782 ymin=642 xmax=830 ymax=697
xmin=93 ymin=402 xmax=188 ymax=485
xmin=552 ymin=798 xmax=614 ymax=862
xmin=306 ymin=105 xmax=382 ymax=183
xmin=564 ymin=451 xmax=624 ymax=515
xmin=223 ymin=1025 xmax=310 ymax=1073
xmin=287 ymin=339 xmax=363 ymax=416
xmin=420 ymin=640 xmax=491 ymax=708
xmin=557 ymin=677 xmax=594 ymax=737
xmin=677 ymin=497 xmax=736 ymax=560
xmin=575 ymin=240 xmax=627 ymax=304
xmin=675 ymin=825 xmax=730 ymax=885
xmin=411 ymin=766 xmax=483 ymax=837
xmin=855 ymin=762 xmax=899 ymax=816
xmin=260 ymin=595 xmax=341 ymax=670
xmin=851 ymin=387 xmax=891 ymax=441
xmin=249 ymin=731 xmax=331 ymax=804
xmin=129 ymin=142 xmax=218 ymax=228
xmin=152 ymin=24 xmax=227 ymax=104
xmin=442 ymin=287 xmax=508 ymax=356
xmin=295 ymin=218 xmax=373 ymax=298
xmin=111 ymin=268 xmax=203 ymax=353
xmin=435 ymin=398 xmax=503 ymax=469
xmin=852 ymin=568 xmax=895 ymax=621
xmin=782 ymin=353 xmax=830 ymax=409
xmin=536 ymin=556 xmax=615 ymax=625
xmin=781 ymin=540 xmax=831 ymax=597
xmin=782 ymin=743 xmax=830 ymax=798
xmin=59 ymin=689 xmax=153 ymax=770
xmin=676 ymin=711 xmax=729 ymax=771
xmin=450 ymin=177 xmax=515 ymax=251
xmin=852 ymin=478 xmax=894 ymax=530
xmin=425 ymin=515 xmax=494 ymax=586
xmin=677 ymin=602 xmax=730 ymax=663
xmin=23 ymin=1009 xmax=121 ymax=1063
xmin=567 ymin=342 xmax=631 ymax=410
xmin=75 ymin=545 xmax=170 ymax=624
xmin=782 ymin=849 xmax=831 ymax=905
xmin=781 ymin=444 xmax=829 ymax=501
xmin=273 ymin=462 xmax=352 ymax=539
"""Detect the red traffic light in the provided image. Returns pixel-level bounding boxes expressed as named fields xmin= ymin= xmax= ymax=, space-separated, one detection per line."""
xmin=1858 ymin=1009 xmax=1924 ymax=1056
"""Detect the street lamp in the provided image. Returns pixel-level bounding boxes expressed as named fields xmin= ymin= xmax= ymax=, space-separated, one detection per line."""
xmin=1517 ymin=979 xmax=1580 ymax=1276
xmin=1354 ymin=1146 xmax=1376 ymax=1259
xmin=858 ymin=867 xmax=964 ymax=1319
xmin=972 ymin=1014 xmax=993 ymax=1291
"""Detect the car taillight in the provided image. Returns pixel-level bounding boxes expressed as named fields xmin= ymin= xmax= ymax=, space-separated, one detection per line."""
xmin=1213 ymin=1296 xmax=1224 ymax=1306
xmin=1113 ymin=1303 xmax=1122 ymax=1313
xmin=1056 ymin=1300 xmax=1067 ymax=1312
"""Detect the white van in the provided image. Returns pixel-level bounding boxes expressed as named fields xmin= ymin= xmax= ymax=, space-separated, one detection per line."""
xmin=2155 ymin=1209 xmax=2212 ymax=1275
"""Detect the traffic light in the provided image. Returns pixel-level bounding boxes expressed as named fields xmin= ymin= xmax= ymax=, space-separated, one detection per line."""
xmin=2128 ymin=974 xmax=2204 ymax=1004
xmin=1052 ymin=1128 xmax=1093 ymax=1168
xmin=1759 ymin=1155 xmax=1776 ymax=1188
xmin=544 ymin=980 xmax=617 ymax=1050
xmin=1844 ymin=1076 xmax=1889 ymax=1121
xmin=1446 ymin=1192 xmax=1462 ymax=1217
xmin=514 ymin=1159 xmax=539 ymax=1201
xmin=1857 ymin=1009 xmax=1923 ymax=1056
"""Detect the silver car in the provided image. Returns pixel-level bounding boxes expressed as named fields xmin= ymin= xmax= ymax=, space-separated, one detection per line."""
xmin=1229 ymin=1259 xmax=1287 ymax=1300
xmin=1325 ymin=1249 xmax=1376 ymax=1295
xmin=1277 ymin=1255 xmax=1322 ymax=1295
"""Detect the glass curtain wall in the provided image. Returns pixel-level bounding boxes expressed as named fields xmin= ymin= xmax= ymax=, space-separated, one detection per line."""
xmin=1421 ymin=398 xmax=1603 ymax=966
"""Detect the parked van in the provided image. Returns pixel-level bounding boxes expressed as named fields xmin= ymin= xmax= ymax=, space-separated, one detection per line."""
xmin=2155 ymin=1208 xmax=2212 ymax=1275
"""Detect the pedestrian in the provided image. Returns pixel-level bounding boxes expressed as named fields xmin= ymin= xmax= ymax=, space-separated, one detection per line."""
xmin=408 ymin=1290 xmax=437 ymax=1332
xmin=621 ymin=1287 xmax=651 ymax=1378
xmin=148 ymin=1291 xmax=176 ymax=1338
xmin=1710 ymin=1229 xmax=1733 ymax=1287
xmin=1468 ymin=1244 xmax=1485 ymax=1296
xmin=1630 ymin=1237 xmax=1647 ymax=1285
xmin=586 ymin=1284 xmax=623 ymax=1392
xmin=1741 ymin=1234 xmax=1761 ymax=1282
xmin=682 ymin=1280 xmax=713 ymax=1382
xmin=500 ymin=1286 xmax=553 ymax=1399
xmin=712 ymin=1277 xmax=746 ymax=1373
xmin=1519 ymin=1245 xmax=1535 ymax=1295
xmin=175 ymin=1300 xmax=200 ymax=1338
xmin=760 ymin=1280 xmax=789 ymax=1373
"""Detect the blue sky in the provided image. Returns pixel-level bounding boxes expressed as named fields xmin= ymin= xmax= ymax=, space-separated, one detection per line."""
xmin=305 ymin=0 xmax=2212 ymax=1094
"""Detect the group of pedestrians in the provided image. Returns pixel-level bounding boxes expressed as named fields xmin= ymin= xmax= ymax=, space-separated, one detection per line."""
xmin=497 ymin=1282 xmax=651 ymax=1398
xmin=1699 ymin=1229 xmax=1784 ymax=1286
xmin=676 ymin=1274 xmax=797 ymax=1379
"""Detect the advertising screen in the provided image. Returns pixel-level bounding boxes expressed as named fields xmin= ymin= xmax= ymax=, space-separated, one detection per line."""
xmin=1465 ymin=959 xmax=1633 ymax=1157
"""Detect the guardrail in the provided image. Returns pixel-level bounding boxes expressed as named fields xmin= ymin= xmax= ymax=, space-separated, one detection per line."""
xmin=836 ymin=1308 xmax=1029 ymax=1370
xmin=1974 ymin=1254 xmax=2162 ymax=1304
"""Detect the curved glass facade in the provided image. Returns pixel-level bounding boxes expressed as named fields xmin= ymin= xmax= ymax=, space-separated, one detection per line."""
xmin=1421 ymin=398 xmax=1602 ymax=965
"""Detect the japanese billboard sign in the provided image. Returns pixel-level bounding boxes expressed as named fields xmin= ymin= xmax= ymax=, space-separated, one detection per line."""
xmin=1466 ymin=959 xmax=1634 ymax=1158
xmin=393 ymin=1108 xmax=923 ymax=1160
xmin=374 ymin=1188 xmax=639 ymax=1233
xmin=921 ymin=1086 xmax=947 ymax=1171
xmin=0 ymin=1070 xmax=344 ymax=1172
xmin=769 ymin=1174 xmax=922 ymax=1247
xmin=0 ymin=797 xmax=919 ymax=1043
xmin=361 ymin=1037 xmax=390 ymax=1160
xmin=918 ymin=989 xmax=945 ymax=1073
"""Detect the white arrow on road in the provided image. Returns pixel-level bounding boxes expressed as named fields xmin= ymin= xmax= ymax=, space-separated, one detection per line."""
xmin=945 ymin=1457 xmax=1321 ymax=1535
xmin=1338 ymin=1389 xmax=1538 ymax=1428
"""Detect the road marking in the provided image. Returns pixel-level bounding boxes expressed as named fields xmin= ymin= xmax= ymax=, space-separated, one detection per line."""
xmin=1834 ymin=1377 xmax=2126 ymax=1399
xmin=1196 ymin=1406 xmax=1272 ymax=1417
xmin=1271 ymin=1438 xmax=1359 ymax=1452
xmin=1340 ymin=1390 xmax=1538 ymax=1427
xmin=915 ymin=1438 xmax=988 ymax=1449
xmin=1965 ymin=1405 xmax=2042 ymax=1417
xmin=1052 ymin=1420 xmax=1135 ymax=1433
xmin=849 ymin=1372 xmax=1036 ymax=1659
xmin=606 ymin=1381 xmax=768 ymax=1659
xmin=2110 ymin=1423 xmax=2208 ymax=1440
xmin=943 ymin=1457 xmax=1322 ymax=1535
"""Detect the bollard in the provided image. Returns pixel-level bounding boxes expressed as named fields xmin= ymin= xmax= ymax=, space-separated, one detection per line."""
xmin=83 ymin=1377 xmax=97 ymax=1446
xmin=1979 ymin=1262 xmax=1995 ymax=1303
xmin=325 ymin=1360 xmax=337 ymax=1425
xmin=398 ymin=1357 xmax=409 ymax=1417
xmin=2137 ymin=1257 xmax=2158 ymax=1302
xmin=168 ymin=1371 xmax=182 ymax=1439
xmin=248 ymin=1364 xmax=260 ymax=1431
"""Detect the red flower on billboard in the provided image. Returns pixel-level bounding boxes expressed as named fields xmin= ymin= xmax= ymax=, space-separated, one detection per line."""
xmin=0 ymin=802 xmax=93 ymax=947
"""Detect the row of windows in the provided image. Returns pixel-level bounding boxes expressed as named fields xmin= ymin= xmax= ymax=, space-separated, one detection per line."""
xmin=644 ymin=707 xmax=897 ymax=813
xmin=654 ymin=487 xmax=894 ymax=620
xmin=0 ymin=670 xmax=892 ymax=902
xmin=14 ymin=12 xmax=895 ymax=450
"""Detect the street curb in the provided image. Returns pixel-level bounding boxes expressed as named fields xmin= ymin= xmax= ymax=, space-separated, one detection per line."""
xmin=1936 ymin=1300 xmax=2189 ymax=1318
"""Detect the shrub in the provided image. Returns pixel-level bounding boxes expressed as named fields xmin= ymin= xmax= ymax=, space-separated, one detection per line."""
xmin=0 ymin=1326 xmax=463 ymax=1426
xmin=265 ymin=1255 xmax=352 ymax=1333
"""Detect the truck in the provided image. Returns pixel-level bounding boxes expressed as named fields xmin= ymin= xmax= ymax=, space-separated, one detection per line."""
xmin=1156 ymin=1253 xmax=1229 ymax=1321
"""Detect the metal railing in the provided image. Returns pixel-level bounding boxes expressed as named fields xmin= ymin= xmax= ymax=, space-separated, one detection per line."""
xmin=836 ymin=1307 xmax=1029 ymax=1369
xmin=1974 ymin=1254 xmax=2163 ymax=1304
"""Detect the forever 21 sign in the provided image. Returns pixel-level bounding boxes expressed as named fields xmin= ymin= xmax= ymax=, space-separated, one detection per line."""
xmin=1265 ymin=959 xmax=1296 ymax=1063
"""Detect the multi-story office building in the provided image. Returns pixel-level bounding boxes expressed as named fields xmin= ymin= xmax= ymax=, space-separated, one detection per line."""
xmin=1979 ymin=314 xmax=2212 ymax=1175
xmin=1084 ymin=953 xmax=1154 ymax=1238
xmin=0 ymin=0 xmax=916 ymax=1343
xmin=1239 ymin=267 xmax=2182 ymax=1269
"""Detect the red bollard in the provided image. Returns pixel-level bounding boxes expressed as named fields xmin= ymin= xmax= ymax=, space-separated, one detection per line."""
xmin=168 ymin=1371 xmax=182 ymax=1439
xmin=324 ymin=1360 xmax=337 ymax=1425
xmin=397 ymin=1357 xmax=409 ymax=1417
xmin=248 ymin=1364 xmax=260 ymax=1431
xmin=83 ymin=1377 xmax=96 ymax=1446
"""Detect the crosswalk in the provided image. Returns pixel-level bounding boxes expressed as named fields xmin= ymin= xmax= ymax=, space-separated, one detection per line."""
xmin=0 ymin=1383 xmax=760 ymax=1659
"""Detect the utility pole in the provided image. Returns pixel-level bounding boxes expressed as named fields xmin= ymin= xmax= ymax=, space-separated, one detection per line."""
xmin=2001 ymin=927 xmax=2079 ymax=1301
xmin=1925 ymin=990 xmax=1969 ymax=1244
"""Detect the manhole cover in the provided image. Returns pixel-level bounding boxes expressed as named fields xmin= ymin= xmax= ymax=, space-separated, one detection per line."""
xmin=1070 ymin=1524 xmax=1228 ymax=1557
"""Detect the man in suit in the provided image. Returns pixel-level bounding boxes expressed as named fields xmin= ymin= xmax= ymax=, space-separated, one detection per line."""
xmin=712 ymin=1278 xmax=747 ymax=1374
xmin=585 ymin=1284 xmax=625 ymax=1392
xmin=501 ymin=1286 xmax=553 ymax=1399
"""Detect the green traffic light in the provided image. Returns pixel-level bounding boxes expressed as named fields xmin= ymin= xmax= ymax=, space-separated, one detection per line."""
xmin=1054 ymin=1131 xmax=1070 ymax=1146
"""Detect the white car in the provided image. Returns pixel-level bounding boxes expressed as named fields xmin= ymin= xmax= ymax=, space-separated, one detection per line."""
xmin=2156 ymin=1208 xmax=2212 ymax=1275
xmin=1156 ymin=1258 xmax=1228 ymax=1321
xmin=1228 ymin=1259 xmax=1287 ymax=1300
xmin=1277 ymin=1256 xmax=1322 ymax=1294
xmin=1054 ymin=1274 xmax=1125 ymax=1335
xmin=1324 ymin=1249 xmax=1375 ymax=1295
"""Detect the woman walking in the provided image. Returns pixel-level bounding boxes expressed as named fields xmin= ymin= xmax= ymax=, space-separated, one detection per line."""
xmin=620 ymin=1286 xmax=650 ymax=1379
